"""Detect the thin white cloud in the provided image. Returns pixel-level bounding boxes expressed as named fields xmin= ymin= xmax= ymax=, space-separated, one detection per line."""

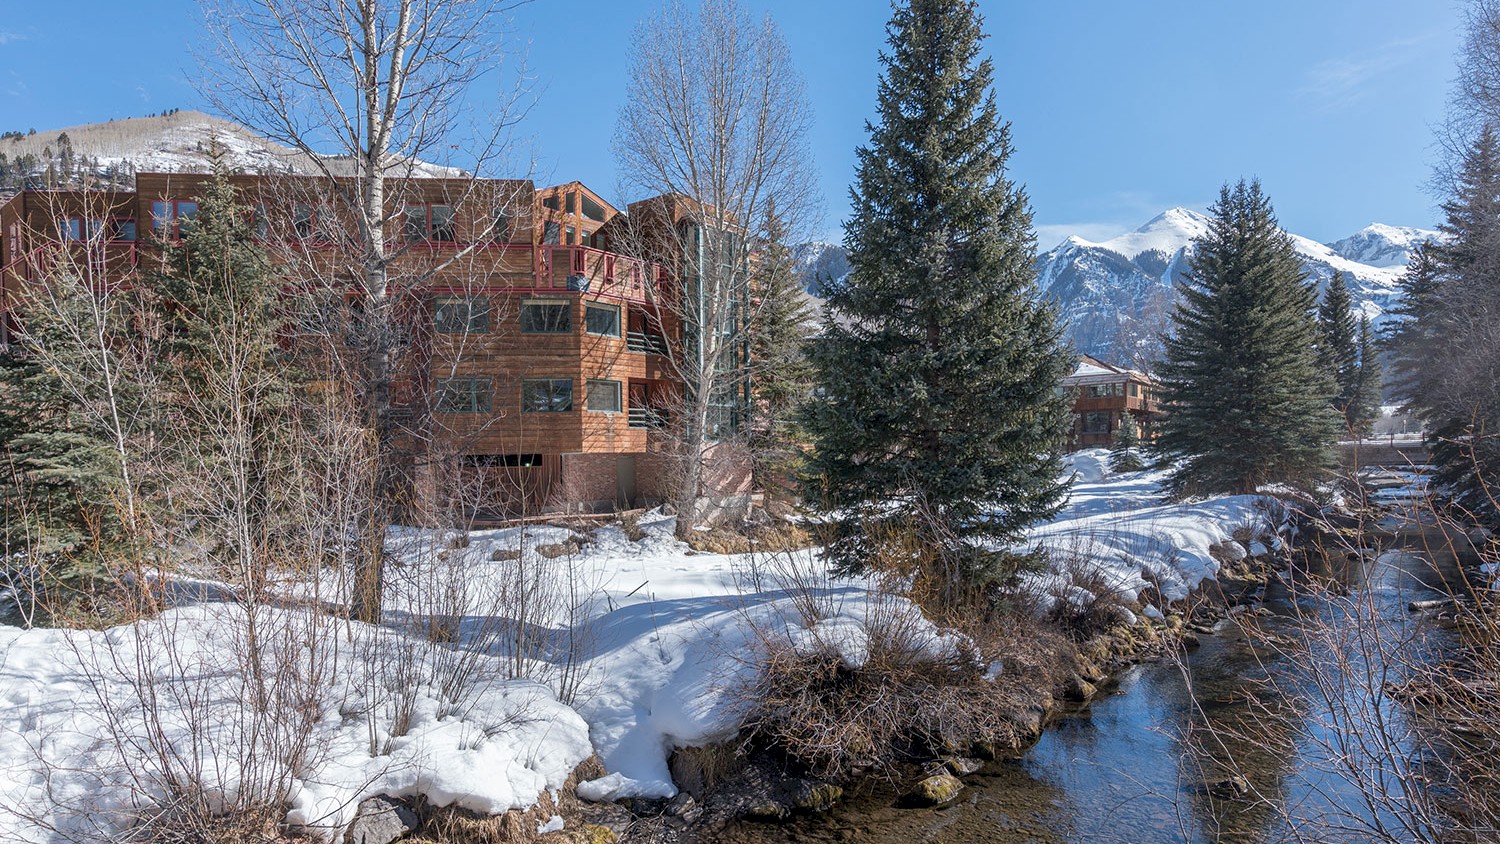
xmin=0 ymin=31 xmax=25 ymax=46
xmin=1299 ymin=34 xmax=1437 ymax=108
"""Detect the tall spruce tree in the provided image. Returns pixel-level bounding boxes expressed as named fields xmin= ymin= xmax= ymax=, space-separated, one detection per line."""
xmin=1389 ymin=128 xmax=1500 ymax=525
xmin=1349 ymin=316 xmax=1382 ymax=437
xmin=1154 ymin=180 xmax=1339 ymax=496
xmin=1317 ymin=270 xmax=1361 ymax=431
xmin=748 ymin=205 xmax=816 ymax=501
xmin=805 ymin=0 xmax=1073 ymax=587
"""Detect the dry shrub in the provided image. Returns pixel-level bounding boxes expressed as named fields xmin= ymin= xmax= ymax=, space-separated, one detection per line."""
xmin=1035 ymin=535 xmax=1138 ymax=641
xmin=734 ymin=522 xmax=1070 ymax=780
xmin=683 ymin=518 xmax=813 ymax=555
xmin=125 ymin=802 xmax=288 ymax=844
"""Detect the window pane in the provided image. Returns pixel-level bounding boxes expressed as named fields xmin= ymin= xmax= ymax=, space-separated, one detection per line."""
xmin=435 ymin=378 xmax=489 ymax=413
xmin=520 ymin=301 xmax=571 ymax=333
xmin=151 ymin=201 xmax=170 ymax=233
xmin=543 ymin=222 xmax=560 ymax=244
xmin=587 ymin=380 xmax=621 ymax=413
xmin=58 ymin=218 xmax=80 ymax=240
xmin=565 ymin=192 xmax=576 ymax=214
xmin=84 ymin=219 xmax=105 ymax=241
xmin=492 ymin=212 xmax=511 ymax=243
xmin=433 ymin=297 xmax=489 ymax=333
xmin=566 ymin=226 xmax=576 ymax=245
xmin=253 ymin=205 xmax=268 ymax=239
xmin=431 ymin=205 xmax=454 ymax=242
xmin=114 ymin=219 xmax=137 ymax=242
xmin=585 ymin=304 xmax=620 ymax=337
xmin=176 ymin=202 xmax=198 ymax=235
xmin=405 ymin=206 xmax=427 ymax=242
xmin=522 ymin=378 xmax=573 ymax=412
xmin=581 ymin=195 xmax=607 ymax=223
xmin=293 ymin=205 xmax=314 ymax=239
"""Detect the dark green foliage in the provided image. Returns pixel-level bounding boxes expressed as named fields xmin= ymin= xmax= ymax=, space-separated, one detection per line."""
xmin=1317 ymin=271 xmax=1362 ymax=432
xmin=0 ymin=274 xmax=143 ymax=592
xmin=1154 ymin=180 xmax=1339 ymax=496
xmin=141 ymin=168 xmax=297 ymax=578
xmin=748 ymin=206 xmax=816 ymax=499
xmin=1349 ymin=316 xmax=1382 ymax=438
xmin=1388 ymin=128 xmax=1500 ymax=526
xmin=804 ymin=0 xmax=1073 ymax=588
xmin=1109 ymin=414 xmax=1146 ymax=473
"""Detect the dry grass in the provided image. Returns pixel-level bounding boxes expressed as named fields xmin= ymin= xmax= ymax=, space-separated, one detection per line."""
xmin=683 ymin=519 xmax=813 ymax=555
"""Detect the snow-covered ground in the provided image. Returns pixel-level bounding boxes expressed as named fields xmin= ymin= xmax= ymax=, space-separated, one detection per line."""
xmin=0 ymin=450 xmax=1277 ymax=839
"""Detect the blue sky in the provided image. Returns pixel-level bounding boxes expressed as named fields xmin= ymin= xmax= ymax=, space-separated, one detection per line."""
xmin=0 ymin=0 xmax=1463 ymax=246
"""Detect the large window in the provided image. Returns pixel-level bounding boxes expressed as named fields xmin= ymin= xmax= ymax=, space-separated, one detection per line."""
xmin=581 ymin=195 xmax=607 ymax=223
xmin=151 ymin=200 xmax=197 ymax=240
xmin=1087 ymin=383 xmax=1122 ymax=398
xmin=522 ymin=378 xmax=573 ymax=413
xmin=433 ymin=297 xmax=490 ymax=334
xmin=1081 ymin=412 xmax=1112 ymax=435
xmin=405 ymin=204 xmax=455 ymax=243
xmin=586 ymin=379 xmax=622 ymax=413
xmin=434 ymin=378 xmax=491 ymax=413
xmin=585 ymin=303 xmax=621 ymax=337
xmin=543 ymin=221 xmax=561 ymax=245
xmin=521 ymin=299 xmax=572 ymax=334
xmin=462 ymin=454 xmax=542 ymax=468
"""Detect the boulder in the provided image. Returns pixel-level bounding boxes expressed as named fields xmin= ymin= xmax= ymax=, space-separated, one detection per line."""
xmin=903 ymin=772 xmax=963 ymax=807
xmin=788 ymin=780 xmax=843 ymax=813
xmin=1207 ymin=776 xmax=1251 ymax=799
xmin=343 ymin=796 xmax=418 ymax=844
xmin=1062 ymin=674 xmax=1097 ymax=702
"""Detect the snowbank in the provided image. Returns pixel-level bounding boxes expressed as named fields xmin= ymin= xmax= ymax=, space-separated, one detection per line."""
xmin=1019 ymin=462 xmax=1281 ymax=610
xmin=0 ymin=463 xmax=1284 ymax=834
xmin=0 ymin=605 xmax=591 ymax=842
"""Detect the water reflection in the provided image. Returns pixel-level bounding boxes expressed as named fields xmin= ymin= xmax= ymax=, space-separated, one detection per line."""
xmin=716 ymin=538 xmax=1469 ymax=844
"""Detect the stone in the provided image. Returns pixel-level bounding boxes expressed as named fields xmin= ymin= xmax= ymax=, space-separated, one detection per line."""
xmin=343 ymin=796 xmax=418 ymax=844
xmin=942 ymin=756 xmax=983 ymax=777
xmin=903 ymin=772 xmax=964 ymax=807
xmin=788 ymin=780 xmax=843 ymax=813
xmin=664 ymin=792 xmax=702 ymax=823
xmin=1179 ymin=632 xmax=1201 ymax=649
xmin=1062 ymin=674 xmax=1097 ymax=702
xmin=741 ymin=800 xmax=791 ymax=822
xmin=490 ymin=548 xmax=522 ymax=561
xmin=1207 ymin=776 xmax=1251 ymax=799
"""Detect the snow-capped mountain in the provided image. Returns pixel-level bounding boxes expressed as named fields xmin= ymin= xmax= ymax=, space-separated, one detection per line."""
xmin=793 ymin=241 xmax=850 ymax=296
xmin=1034 ymin=208 xmax=1440 ymax=368
xmin=794 ymin=210 xmax=1439 ymax=370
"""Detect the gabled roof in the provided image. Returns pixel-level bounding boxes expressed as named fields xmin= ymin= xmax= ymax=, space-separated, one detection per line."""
xmin=1063 ymin=354 xmax=1156 ymax=383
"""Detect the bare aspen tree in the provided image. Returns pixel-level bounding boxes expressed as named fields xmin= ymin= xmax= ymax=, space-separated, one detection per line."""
xmin=614 ymin=0 xmax=816 ymax=535
xmin=197 ymin=0 xmax=534 ymax=620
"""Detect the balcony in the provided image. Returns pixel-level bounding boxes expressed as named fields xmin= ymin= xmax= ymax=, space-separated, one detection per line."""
xmin=629 ymin=406 xmax=668 ymax=429
xmin=626 ymin=331 xmax=670 ymax=355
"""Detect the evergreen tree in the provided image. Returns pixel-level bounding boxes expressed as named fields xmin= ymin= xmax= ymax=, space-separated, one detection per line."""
xmin=1317 ymin=270 xmax=1360 ymax=430
xmin=748 ymin=205 xmax=816 ymax=501
xmin=142 ymin=167 xmax=296 ymax=582
xmin=1389 ymin=128 xmax=1500 ymax=525
xmin=804 ymin=0 xmax=1073 ymax=587
xmin=1109 ymin=413 xmax=1146 ymax=473
xmin=1154 ymin=180 xmax=1340 ymax=496
xmin=1348 ymin=316 xmax=1382 ymax=438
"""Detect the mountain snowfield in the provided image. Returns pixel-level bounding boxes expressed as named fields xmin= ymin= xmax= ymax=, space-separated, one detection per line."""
xmin=1034 ymin=208 xmax=1437 ymax=366
xmin=1 ymin=110 xmax=462 ymax=182
xmin=796 ymin=211 xmax=1440 ymax=369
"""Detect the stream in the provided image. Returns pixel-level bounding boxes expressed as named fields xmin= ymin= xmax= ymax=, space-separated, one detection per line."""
xmin=716 ymin=489 xmax=1477 ymax=843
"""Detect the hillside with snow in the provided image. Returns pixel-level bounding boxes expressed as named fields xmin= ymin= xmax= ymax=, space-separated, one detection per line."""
xmin=0 ymin=111 xmax=462 ymax=190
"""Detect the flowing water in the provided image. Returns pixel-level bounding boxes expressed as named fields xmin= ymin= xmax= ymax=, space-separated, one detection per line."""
xmin=716 ymin=517 xmax=1476 ymax=844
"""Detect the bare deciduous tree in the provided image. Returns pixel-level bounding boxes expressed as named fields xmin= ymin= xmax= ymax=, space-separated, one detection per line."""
xmin=613 ymin=0 xmax=816 ymax=536
xmin=197 ymin=0 xmax=535 ymax=619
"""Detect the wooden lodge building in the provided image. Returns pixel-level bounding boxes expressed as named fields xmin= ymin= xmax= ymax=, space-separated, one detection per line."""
xmin=1060 ymin=354 xmax=1163 ymax=450
xmin=0 ymin=172 xmax=752 ymax=518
